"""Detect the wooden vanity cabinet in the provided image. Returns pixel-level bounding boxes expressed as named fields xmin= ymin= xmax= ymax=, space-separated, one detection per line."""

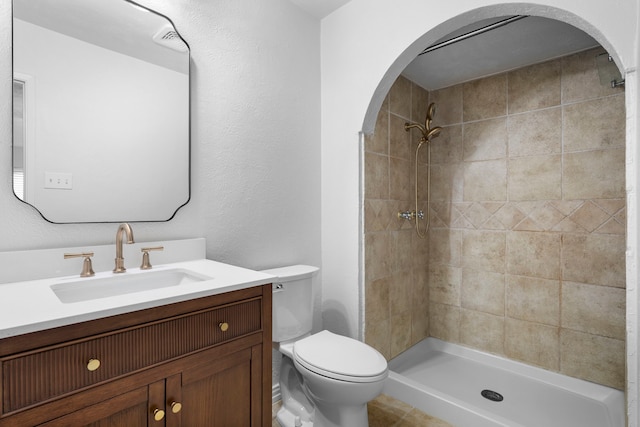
xmin=0 ymin=284 xmax=272 ymax=427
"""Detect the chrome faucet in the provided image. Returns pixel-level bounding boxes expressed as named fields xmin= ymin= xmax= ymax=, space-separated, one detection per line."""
xmin=113 ymin=223 xmax=135 ymax=273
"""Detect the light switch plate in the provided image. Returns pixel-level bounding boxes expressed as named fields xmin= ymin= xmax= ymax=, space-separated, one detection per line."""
xmin=44 ymin=172 xmax=73 ymax=189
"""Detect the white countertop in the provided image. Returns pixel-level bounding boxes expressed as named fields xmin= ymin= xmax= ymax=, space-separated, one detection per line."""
xmin=0 ymin=239 xmax=275 ymax=339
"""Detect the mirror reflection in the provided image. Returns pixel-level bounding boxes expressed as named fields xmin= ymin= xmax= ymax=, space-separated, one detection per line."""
xmin=12 ymin=0 xmax=190 ymax=223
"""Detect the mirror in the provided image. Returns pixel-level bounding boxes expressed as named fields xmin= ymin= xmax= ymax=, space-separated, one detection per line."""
xmin=12 ymin=0 xmax=190 ymax=223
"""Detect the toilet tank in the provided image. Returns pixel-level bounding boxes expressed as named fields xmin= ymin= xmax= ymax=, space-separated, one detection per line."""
xmin=261 ymin=265 xmax=319 ymax=343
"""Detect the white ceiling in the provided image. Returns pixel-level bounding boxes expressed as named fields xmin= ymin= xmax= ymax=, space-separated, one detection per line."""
xmin=287 ymin=0 xmax=352 ymax=18
xmin=13 ymin=0 xmax=189 ymax=74
xmin=403 ymin=16 xmax=600 ymax=90
xmin=285 ymin=2 xmax=601 ymax=91
xmin=16 ymin=1 xmax=604 ymax=92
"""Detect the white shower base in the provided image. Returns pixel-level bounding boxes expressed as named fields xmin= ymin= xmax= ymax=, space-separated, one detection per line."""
xmin=384 ymin=338 xmax=624 ymax=427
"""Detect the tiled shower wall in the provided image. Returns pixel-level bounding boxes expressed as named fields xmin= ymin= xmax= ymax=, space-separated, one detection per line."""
xmin=364 ymin=77 xmax=431 ymax=360
xmin=364 ymin=47 xmax=626 ymax=389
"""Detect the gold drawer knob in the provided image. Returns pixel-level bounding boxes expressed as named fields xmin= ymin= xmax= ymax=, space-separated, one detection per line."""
xmin=87 ymin=358 xmax=101 ymax=371
xmin=153 ymin=408 xmax=165 ymax=421
xmin=170 ymin=401 xmax=182 ymax=414
xmin=219 ymin=322 xmax=229 ymax=332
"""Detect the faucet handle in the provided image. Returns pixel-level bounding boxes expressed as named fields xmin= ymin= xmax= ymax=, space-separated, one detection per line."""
xmin=64 ymin=252 xmax=95 ymax=277
xmin=140 ymin=246 xmax=164 ymax=270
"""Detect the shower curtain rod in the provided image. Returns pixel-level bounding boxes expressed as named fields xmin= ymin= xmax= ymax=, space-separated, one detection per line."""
xmin=419 ymin=15 xmax=528 ymax=55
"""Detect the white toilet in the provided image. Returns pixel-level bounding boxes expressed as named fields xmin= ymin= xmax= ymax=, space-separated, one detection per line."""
xmin=263 ymin=265 xmax=388 ymax=427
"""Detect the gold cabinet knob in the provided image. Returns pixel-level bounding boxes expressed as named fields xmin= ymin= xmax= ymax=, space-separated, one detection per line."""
xmin=153 ymin=408 xmax=165 ymax=421
xmin=87 ymin=358 xmax=101 ymax=371
xmin=170 ymin=401 xmax=182 ymax=414
xmin=219 ymin=322 xmax=229 ymax=332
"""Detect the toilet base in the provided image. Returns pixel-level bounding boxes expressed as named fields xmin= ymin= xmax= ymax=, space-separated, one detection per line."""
xmin=312 ymin=401 xmax=370 ymax=427
xmin=276 ymin=406 xmax=314 ymax=427
xmin=277 ymin=402 xmax=369 ymax=427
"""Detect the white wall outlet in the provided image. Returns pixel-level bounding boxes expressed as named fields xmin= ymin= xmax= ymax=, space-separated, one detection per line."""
xmin=44 ymin=172 xmax=73 ymax=190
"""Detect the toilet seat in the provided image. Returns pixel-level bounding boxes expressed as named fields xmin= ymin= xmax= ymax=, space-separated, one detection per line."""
xmin=293 ymin=330 xmax=388 ymax=383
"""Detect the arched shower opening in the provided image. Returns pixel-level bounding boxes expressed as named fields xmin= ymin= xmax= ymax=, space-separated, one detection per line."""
xmin=365 ymin=5 xmax=625 ymax=424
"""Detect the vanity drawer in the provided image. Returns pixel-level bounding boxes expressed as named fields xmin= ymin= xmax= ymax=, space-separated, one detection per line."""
xmin=2 ymin=297 xmax=262 ymax=413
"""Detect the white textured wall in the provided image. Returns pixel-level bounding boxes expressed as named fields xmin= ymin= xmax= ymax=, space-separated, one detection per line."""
xmin=1 ymin=0 xmax=320 ymax=266
xmin=320 ymin=0 xmax=639 ymax=424
xmin=1 ymin=0 xmax=321 ymax=394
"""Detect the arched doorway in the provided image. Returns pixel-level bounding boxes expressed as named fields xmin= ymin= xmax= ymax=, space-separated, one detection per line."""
xmin=344 ymin=6 xmax=635 ymax=424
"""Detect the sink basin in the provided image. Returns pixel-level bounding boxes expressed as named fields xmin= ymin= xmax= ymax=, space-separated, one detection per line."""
xmin=51 ymin=268 xmax=212 ymax=303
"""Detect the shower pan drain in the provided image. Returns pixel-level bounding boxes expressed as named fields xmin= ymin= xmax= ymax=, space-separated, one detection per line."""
xmin=481 ymin=389 xmax=504 ymax=402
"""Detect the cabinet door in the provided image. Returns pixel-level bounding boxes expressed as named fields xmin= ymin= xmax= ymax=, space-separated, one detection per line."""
xmin=180 ymin=346 xmax=261 ymax=426
xmin=37 ymin=387 xmax=149 ymax=427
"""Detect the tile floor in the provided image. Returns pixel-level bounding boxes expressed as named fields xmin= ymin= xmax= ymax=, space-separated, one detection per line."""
xmin=272 ymin=394 xmax=455 ymax=427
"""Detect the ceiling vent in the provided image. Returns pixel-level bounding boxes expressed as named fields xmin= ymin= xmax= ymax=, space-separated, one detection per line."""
xmin=153 ymin=25 xmax=187 ymax=52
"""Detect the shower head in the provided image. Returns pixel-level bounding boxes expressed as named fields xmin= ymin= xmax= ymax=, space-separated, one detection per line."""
xmin=427 ymin=126 xmax=442 ymax=140
xmin=427 ymin=103 xmax=436 ymax=121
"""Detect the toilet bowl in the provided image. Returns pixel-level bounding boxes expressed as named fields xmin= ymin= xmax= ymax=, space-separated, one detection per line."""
xmin=263 ymin=265 xmax=388 ymax=427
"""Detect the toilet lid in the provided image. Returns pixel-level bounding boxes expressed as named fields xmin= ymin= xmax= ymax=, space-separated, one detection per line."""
xmin=293 ymin=330 xmax=388 ymax=382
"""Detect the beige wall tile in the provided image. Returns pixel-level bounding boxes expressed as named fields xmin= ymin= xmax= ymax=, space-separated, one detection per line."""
xmin=506 ymin=231 xmax=561 ymax=279
xmin=461 ymin=269 xmax=505 ymax=315
xmin=365 ymin=232 xmax=392 ymax=280
xmin=430 ymin=125 xmax=462 ymax=165
xmin=508 ymin=108 xmax=562 ymax=157
xmin=429 ymin=228 xmax=462 ymax=266
xmin=364 ymin=151 xmax=388 ymax=199
xmin=505 ymin=318 xmax=559 ymax=370
xmin=390 ymin=113 xmax=412 ymax=160
xmin=462 ymin=230 xmax=506 ymax=273
xmin=561 ymin=47 xmax=624 ymax=104
xmin=390 ymin=311 xmax=413 ymax=358
xmin=561 ymin=281 xmax=625 ymax=340
xmin=389 ymin=271 xmax=412 ymax=317
xmin=429 ymin=85 xmax=463 ymax=126
xmin=463 ymin=118 xmax=507 ymax=161
xmin=460 ymin=309 xmax=504 ymax=354
xmin=560 ymin=330 xmax=625 ymax=389
xmin=570 ymin=201 xmax=614 ymax=232
xmin=411 ymin=82 xmax=430 ymax=123
xmin=429 ymin=263 xmax=461 ymax=306
xmin=390 ymin=157 xmax=411 ymax=201
xmin=562 ymin=234 xmax=625 ymax=287
xmin=365 ymin=276 xmax=390 ymax=322
xmin=431 ymin=163 xmax=464 ymax=202
xmin=508 ymin=59 xmax=561 ymax=113
xmin=364 ymin=199 xmax=395 ymax=232
xmin=389 ymin=75 xmax=412 ymax=118
xmin=411 ymin=305 xmax=429 ymax=346
xmin=412 ymin=267 xmax=429 ymax=308
xmin=508 ymin=154 xmax=562 ymax=201
xmin=563 ymin=95 xmax=625 ymax=152
xmin=365 ymin=319 xmax=390 ymax=360
xmin=463 ymin=74 xmax=507 ymax=121
xmin=463 ymin=159 xmax=507 ymax=201
xmin=365 ymin=56 xmax=626 ymax=388
xmin=392 ymin=230 xmax=413 ymax=273
xmin=506 ymin=275 xmax=560 ymax=326
xmin=429 ymin=302 xmax=460 ymax=343
xmin=411 ymin=233 xmax=429 ymax=270
xmin=493 ymin=203 xmax=527 ymax=229
xmin=417 ymin=162 xmax=431 ymax=206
